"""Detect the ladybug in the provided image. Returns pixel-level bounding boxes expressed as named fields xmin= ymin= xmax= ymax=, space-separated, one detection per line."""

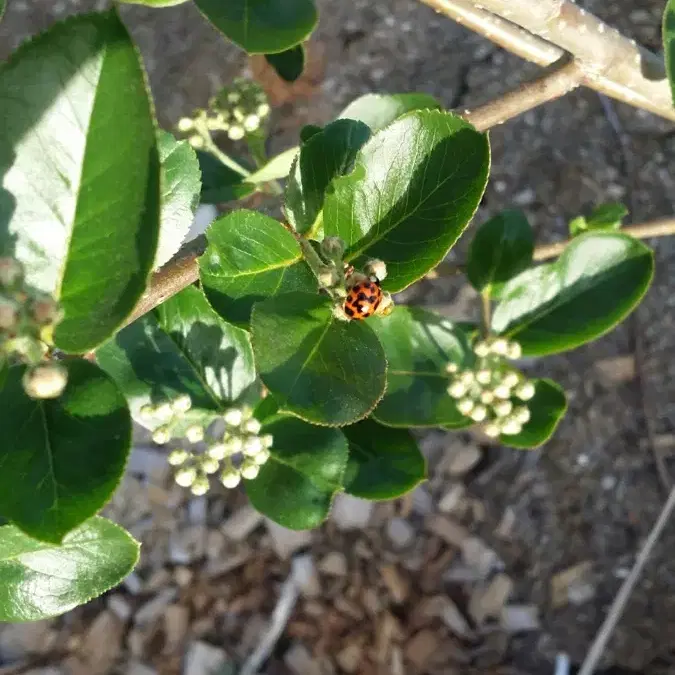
xmin=344 ymin=276 xmax=383 ymax=320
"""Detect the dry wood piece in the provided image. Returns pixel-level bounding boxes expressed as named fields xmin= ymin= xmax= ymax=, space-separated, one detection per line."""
xmin=336 ymin=641 xmax=365 ymax=673
xmin=380 ymin=564 xmax=410 ymax=604
xmin=551 ymin=561 xmax=595 ymax=608
xmin=78 ymin=612 xmax=125 ymax=675
xmin=222 ymin=506 xmax=264 ymax=541
xmin=184 ymin=641 xmax=231 ymax=675
xmin=500 ymin=605 xmax=541 ymax=633
xmin=445 ymin=445 xmax=482 ymax=476
xmin=469 ymin=574 xmax=514 ymax=625
xmin=319 ymin=551 xmax=349 ymax=577
xmin=425 ymin=514 xmax=470 ymax=548
xmin=163 ymin=604 xmax=190 ymax=654
xmin=405 ymin=629 xmax=441 ymax=671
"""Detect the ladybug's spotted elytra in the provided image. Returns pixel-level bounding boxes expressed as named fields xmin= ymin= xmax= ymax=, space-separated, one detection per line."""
xmin=344 ymin=277 xmax=383 ymax=320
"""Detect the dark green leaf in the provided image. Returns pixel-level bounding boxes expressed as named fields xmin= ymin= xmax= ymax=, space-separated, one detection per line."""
xmin=251 ymin=292 xmax=387 ymax=426
xmin=338 ymin=92 xmax=441 ymax=132
xmin=285 ymin=119 xmax=371 ymax=235
xmin=194 ymin=0 xmax=317 ymax=54
xmin=200 ymin=210 xmax=316 ymax=326
xmin=246 ymin=147 xmax=298 ymax=184
xmin=96 ymin=285 xmax=257 ymax=429
xmin=197 ymin=150 xmax=256 ymax=204
xmin=0 ymin=0 xmax=5 ymax=21
xmin=568 ymin=202 xmax=628 ymax=237
xmin=665 ymin=0 xmax=675 ymax=106
xmin=369 ymin=307 xmax=475 ymax=428
xmin=467 ymin=210 xmax=533 ymax=294
xmin=0 ymin=361 xmax=131 ymax=543
xmin=343 ymin=420 xmax=426 ymax=500
xmin=0 ymin=11 xmax=160 ymax=353
xmin=492 ymin=232 xmax=654 ymax=356
xmin=324 ymin=110 xmax=490 ymax=292
xmin=300 ymin=124 xmax=322 ymax=143
xmin=247 ymin=416 xmax=348 ymax=529
xmin=265 ymin=44 xmax=305 ymax=82
xmin=155 ymin=131 xmax=201 ymax=269
xmin=0 ymin=517 xmax=139 ymax=622
xmin=500 ymin=379 xmax=567 ymax=449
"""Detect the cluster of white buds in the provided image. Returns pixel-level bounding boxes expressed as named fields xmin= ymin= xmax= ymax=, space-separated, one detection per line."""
xmin=447 ymin=336 xmax=535 ymax=438
xmin=144 ymin=396 xmax=273 ymax=496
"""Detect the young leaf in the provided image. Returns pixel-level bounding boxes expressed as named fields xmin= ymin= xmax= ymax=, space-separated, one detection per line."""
xmin=0 ymin=361 xmax=131 ymax=544
xmin=265 ymin=44 xmax=305 ymax=82
xmin=0 ymin=517 xmax=139 ymax=622
xmin=0 ymin=11 xmax=161 ymax=353
xmin=665 ymin=0 xmax=675 ymax=106
xmin=96 ymin=285 xmax=257 ymax=429
xmin=568 ymin=202 xmax=628 ymax=237
xmin=200 ymin=210 xmax=316 ymax=326
xmin=369 ymin=307 xmax=475 ymax=428
xmin=343 ymin=420 xmax=426 ymax=500
xmin=197 ymin=151 xmax=256 ymax=204
xmin=466 ymin=210 xmax=534 ymax=294
xmin=250 ymin=292 xmax=387 ymax=426
xmin=246 ymin=416 xmax=348 ymax=529
xmin=285 ymin=119 xmax=371 ymax=235
xmin=491 ymin=232 xmax=654 ymax=356
xmin=155 ymin=131 xmax=202 ymax=269
xmin=338 ymin=92 xmax=441 ymax=132
xmin=246 ymin=146 xmax=299 ymax=184
xmin=501 ymin=379 xmax=567 ymax=449
xmin=194 ymin=0 xmax=317 ymax=54
xmin=324 ymin=110 xmax=490 ymax=292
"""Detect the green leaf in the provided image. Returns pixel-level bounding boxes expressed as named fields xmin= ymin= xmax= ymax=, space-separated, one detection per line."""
xmin=197 ymin=151 xmax=256 ymax=204
xmin=285 ymin=119 xmax=371 ymax=235
xmin=300 ymin=125 xmax=322 ymax=143
xmin=324 ymin=110 xmax=490 ymax=292
xmin=246 ymin=416 xmax=348 ymax=529
xmin=265 ymin=44 xmax=305 ymax=82
xmin=491 ymin=232 xmax=654 ymax=356
xmin=665 ymin=0 xmax=675 ymax=106
xmin=568 ymin=202 xmax=628 ymax=237
xmin=338 ymin=92 xmax=441 ymax=132
xmin=194 ymin=0 xmax=317 ymax=54
xmin=246 ymin=146 xmax=299 ymax=184
xmin=118 ymin=0 xmax=188 ymax=5
xmin=0 ymin=11 xmax=161 ymax=354
xmin=343 ymin=420 xmax=426 ymax=500
xmin=466 ymin=210 xmax=533 ymax=295
xmin=500 ymin=379 xmax=567 ymax=449
xmin=0 ymin=360 xmax=131 ymax=543
xmin=0 ymin=517 xmax=139 ymax=622
xmin=369 ymin=307 xmax=475 ymax=428
xmin=96 ymin=285 xmax=257 ymax=429
xmin=251 ymin=292 xmax=387 ymax=426
xmin=0 ymin=0 xmax=5 ymax=21
xmin=155 ymin=131 xmax=201 ymax=269
xmin=199 ymin=210 xmax=316 ymax=327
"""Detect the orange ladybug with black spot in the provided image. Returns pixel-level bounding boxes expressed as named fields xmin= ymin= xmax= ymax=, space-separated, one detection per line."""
xmin=343 ymin=275 xmax=383 ymax=320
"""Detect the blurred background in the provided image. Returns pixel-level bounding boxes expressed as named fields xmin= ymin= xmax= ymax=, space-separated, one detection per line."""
xmin=1 ymin=1 xmax=675 ymax=673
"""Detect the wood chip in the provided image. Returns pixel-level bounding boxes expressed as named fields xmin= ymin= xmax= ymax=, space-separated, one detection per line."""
xmin=163 ymin=604 xmax=190 ymax=653
xmin=405 ymin=630 xmax=440 ymax=670
xmin=460 ymin=537 xmax=502 ymax=579
xmin=107 ymin=594 xmax=132 ymax=623
xmin=469 ymin=574 xmax=513 ymax=624
xmin=135 ymin=588 xmax=178 ymax=626
xmin=79 ymin=612 xmax=124 ymax=675
xmin=386 ymin=518 xmax=415 ymax=549
xmin=595 ymin=354 xmax=636 ymax=383
xmin=438 ymin=485 xmax=466 ymax=514
xmin=500 ymin=605 xmax=541 ymax=633
xmin=265 ymin=520 xmax=313 ymax=559
xmin=319 ymin=551 xmax=348 ymax=577
xmin=446 ymin=445 xmax=481 ymax=476
xmin=336 ymin=642 xmax=364 ymax=673
xmin=331 ymin=494 xmax=374 ymax=530
xmin=0 ymin=621 xmax=53 ymax=660
xmin=284 ymin=643 xmax=323 ymax=675
xmin=425 ymin=515 xmax=469 ymax=548
xmin=184 ymin=641 xmax=231 ymax=675
xmin=381 ymin=564 xmax=409 ymax=604
xmin=222 ymin=506 xmax=264 ymax=541
xmin=126 ymin=661 xmax=158 ymax=675
xmin=551 ymin=561 xmax=594 ymax=608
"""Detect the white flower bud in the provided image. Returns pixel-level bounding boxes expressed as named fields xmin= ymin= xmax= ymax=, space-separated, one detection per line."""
xmin=446 ymin=362 xmax=459 ymax=374
xmin=22 ymin=363 xmax=68 ymax=400
xmin=140 ymin=404 xmax=154 ymax=418
xmin=232 ymin=107 xmax=245 ymax=122
xmin=457 ymin=398 xmax=474 ymax=415
xmin=364 ymin=258 xmax=388 ymax=281
xmin=515 ymin=381 xmax=536 ymax=401
xmin=201 ymin=457 xmax=220 ymax=475
xmin=460 ymin=371 xmax=474 ymax=386
xmin=243 ymin=114 xmax=260 ymax=132
xmin=177 ymin=117 xmax=194 ymax=132
xmin=448 ymin=381 xmax=467 ymax=399
xmin=224 ymin=408 xmax=243 ymax=427
xmin=374 ymin=291 xmax=394 ymax=316
xmin=493 ymin=400 xmax=513 ymax=417
xmin=473 ymin=341 xmax=490 ymax=357
xmin=491 ymin=338 xmax=509 ymax=355
xmin=172 ymin=394 xmax=192 ymax=413
xmin=480 ymin=391 xmax=494 ymax=405
xmin=506 ymin=341 xmax=522 ymax=360
xmin=484 ymin=422 xmax=501 ymax=438
xmin=168 ymin=449 xmax=189 ymax=466
xmin=30 ymin=296 xmax=62 ymax=326
xmin=206 ymin=116 xmax=222 ymax=130
xmin=227 ymin=91 xmax=241 ymax=103
xmin=493 ymin=384 xmax=512 ymax=399
xmin=188 ymin=135 xmax=205 ymax=149
xmin=243 ymin=436 xmax=263 ymax=456
xmin=191 ymin=475 xmax=210 ymax=496
xmin=476 ymin=369 xmax=492 ymax=385
xmin=0 ymin=257 xmax=23 ymax=286
xmin=262 ymin=434 xmax=274 ymax=448
xmin=207 ymin=443 xmax=226 ymax=460
xmin=470 ymin=405 xmax=487 ymax=422
xmin=320 ymin=236 xmax=346 ymax=260
xmin=244 ymin=418 xmax=262 ymax=434
xmin=502 ymin=371 xmax=520 ymax=388
xmin=175 ymin=467 xmax=197 ymax=487
xmin=332 ymin=304 xmax=351 ymax=322
xmin=501 ymin=418 xmax=523 ymax=435
xmin=228 ymin=125 xmax=245 ymax=141
xmin=221 ymin=469 xmax=241 ymax=489
xmin=185 ymin=425 xmax=204 ymax=443
xmin=224 ymin=436 xmax=244 ymax=454
xmin=155 ymin=402 xmax=173 ymax=418
xmin=152 ymin=425 xmax=171 ymax=445
xmin=514 ymin=406 xmax=531 ymax=424
xmin=317 ymin=265 xmax=339 ymax=288
xmin=0 ymin=298 xmax=18 ymax=330
xmin=257 ymin=103 xmax=270 ymax=117
xmin=240 ymin=460 xmax=260 ymax=480
xmin=254 ymin=449 xmax=270 ymax=465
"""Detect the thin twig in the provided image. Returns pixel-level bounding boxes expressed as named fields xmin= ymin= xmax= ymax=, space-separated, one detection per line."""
xmin=578 ymin=484 xmax=675 ymax=675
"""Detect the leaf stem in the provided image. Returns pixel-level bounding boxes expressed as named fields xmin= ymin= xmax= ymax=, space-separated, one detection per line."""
xmin=193 ymin=117 xmax=251 ymax=179
xmin=480 ymin=290 xmax=492 ymax=336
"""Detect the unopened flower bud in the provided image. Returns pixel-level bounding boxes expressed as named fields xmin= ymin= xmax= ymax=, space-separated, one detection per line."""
xmin=0 ymin=257 xmax=23 ymax=287
xmin=514 ymin=406 xmax=531 ymax=424
xmin=22 ymin=363 xmax=68 ymax=400
xmin=364 ymin=258 xmax=387 ymax=281
xmin=191 ymin=475 xmax=210 ymax=496
xmin=227 ymin=91 xmax=241 ymax=103
xmin=168 ymin=449 xmax=190 ymax=466
xmin=254 ymin=449 xmax=270 ymax=465
xmin=155 ymin=402 xmax=173 ymax=418
xmin=243 ymin=436 xmax=263 ymax=456
xmin=0 ymin=298 xmax=18 ymax=330
xmin=493 ymin=384 xmax=512 ymax=399
xmin=515 ymin=381 xmax=536 ymax=401
xmin=244 ymin=418 xmax=262 ymax=434
xmin=470 ymin=405 xmax=487 ymax=422
xmin=207 ymin=443 xmax=226 ymax=460
xmin=188 ymin=135 xmax=205 ymax=149
xmin=224 ymin=408 xmax=243 ymax=427
xmin=317 ymin=265 xmax=339 ymax=288
xmin=457 ymin=398 xmax=474 ymax=415
xmin=140 ymin=404 xmax=154 ymax=418
xmin=484 ymin=422 xmax=501 ymax=438
xmin=480 ymin=391 xmax=494 ymax=405
xmin=448 ymin=381 xmax=467 ymax=399
xmin=240 ymin=460 xmax=260 ymax=480
xmin=493 ymin=400 xmax=513 ymax=417
xmin=152 ymin=425 xmax=171 ymax=445
xmin=501 ymin=418 xmax=523 ymax=435
xmin=220 ymin=468 xmax=241 ymax=489
xmin=257 ymin=103 xmax=270 ymax=117
xmin=446 ymin=362 xmax=459 ymax=374
xmin=185 ymin=425 xmax=204 ymax=443
xmin=172 ymin=394 xmax=192 ymax=413
xmin=177 ymin=117 xmax=194 ymax=132
xmin=228 ymin=125 xmax=245 ymax=141
xmin=491 ymin=338 xmax=509 ymax=355
xmin=201 ymin=457 xmax=220 ymax=475
xmin=320 ymin=236 xmax=346 ymax=260
xmin=175 ymin=467 xmax=197 ymax=487
xmin=501 ymin=371 xmax=520 ymax=388
xmin=476 ymin=369 xmax=492 ymax=385
xmin=30 ymin=296 xmax=61 ymax=326
xmin=261 ymin=434 xmax=274 ymax=448
xmin=224 ymin=436 xmax=244 ymax=454
xmin=460 ymin=371 xmax=474 ymax=386
xmin=243 ymin=114 xmax=260 ymax=132
xmin=473 ymin=341 xmax=490 ymax=358
xmin=506 ymin=341 xmax=522 ymax=360
xmin=375 ymin=291 xmax=394 ymax=316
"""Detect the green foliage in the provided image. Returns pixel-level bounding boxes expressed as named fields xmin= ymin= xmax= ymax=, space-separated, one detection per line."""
xmin=568 ymin=202 xmax=627 ymax=237
xmin=467 ymin=210 xmax=534 ymax=295
xmin=338 ymin=92 xmax=441 ymax=131
xmin=491 ymin=232 xmax=654 ymax=356
xmin=0 ymin=11 xmax=160 ymax=354
xmin=194 ymin=0 xmax=318 ymax=54
xmin=343 ymin=420 xmax=426 ymax=499
xmin=251 ymin=292 xmax=387 ymax=426
xmin=197 ymin=151 xmax=256 ymax=204
xmin=324 ymin=110 xmax=490 ymax=292
xmin=665 ymin=0 xmax=675 ymax=106
xmin=247 ymin=416 xmax=348 ymax=528
xmin=265 ymin=44 xmax=306 ymax=82
xmin=200 ymin=210 xmax=316 ymax=326
xmin=0 ymin=517 xmax=139 ymax=622
xmin=118 ymin=0 xmax=188 ymax=4
xmin=0 ymin=360 xmax=131 ymax=543
xmin=0 ymin=0 xmax=5 ymax=20
xmin=369 ymin=307 xmax=475 ymax=428
xmin=246 ymin=147 xmax=299 ymax=184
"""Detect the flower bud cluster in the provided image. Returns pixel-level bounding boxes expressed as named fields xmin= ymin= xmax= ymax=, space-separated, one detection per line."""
xmin=142 ymin=397 xmax=272 ymax=496
xmin=446 ymin=337 xmax=535 ymax=438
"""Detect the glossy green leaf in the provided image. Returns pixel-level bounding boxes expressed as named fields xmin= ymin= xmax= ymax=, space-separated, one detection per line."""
xmin=247 ymin=416 xmax=348 ymax=529
xmin=155 ymin=131 xmax=201 ymax=269
xmin=285 ymin=119 xmax=371 ymax=235
xmin=568 ymin=202 xmax=627 ymax=237
xmin=194 ymin=0 xmax=317 ymax=54
xmin=246 ymin=146 xmax=299 ymax=184
xmin=665 ymin=0 xmax=675 ymax=106
xmin=265 ymin=44 xmax=305 ymax=82
xmin=0 ymin=360 xmax=131 ymax=543
xmin=343 ymin=420 xmax=426 ymax=500
xmin=467 ymin=210 xmax=533 ymax=296
xmin=251 ymin=292 xmax=387 ymax=426
xmin=300 ymin=125 xmax=322 ymax=143
xmin=369 ymin=307 xmax=475 ymax=428
xmin=500 ymin=379 xmax=567 ymax=449
xmin=200 ymin=210 xmax=316 ymax=326
xmin=491 ymin=232 xmax=654 ymax=356
xmin=324 ymin=110 xmax=490 ymax=292
xmin=0 ymin=11 xmax=160 ymax=353
xmin=197 ymin=151 xmax=256 ymax=204
xmin=0 ymin=517 xmax=139 ymax=622
xmin=96 ymin=285 xmax=257 ymax=430
xmin=338 ymin=92 xmax=441 ymax=132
